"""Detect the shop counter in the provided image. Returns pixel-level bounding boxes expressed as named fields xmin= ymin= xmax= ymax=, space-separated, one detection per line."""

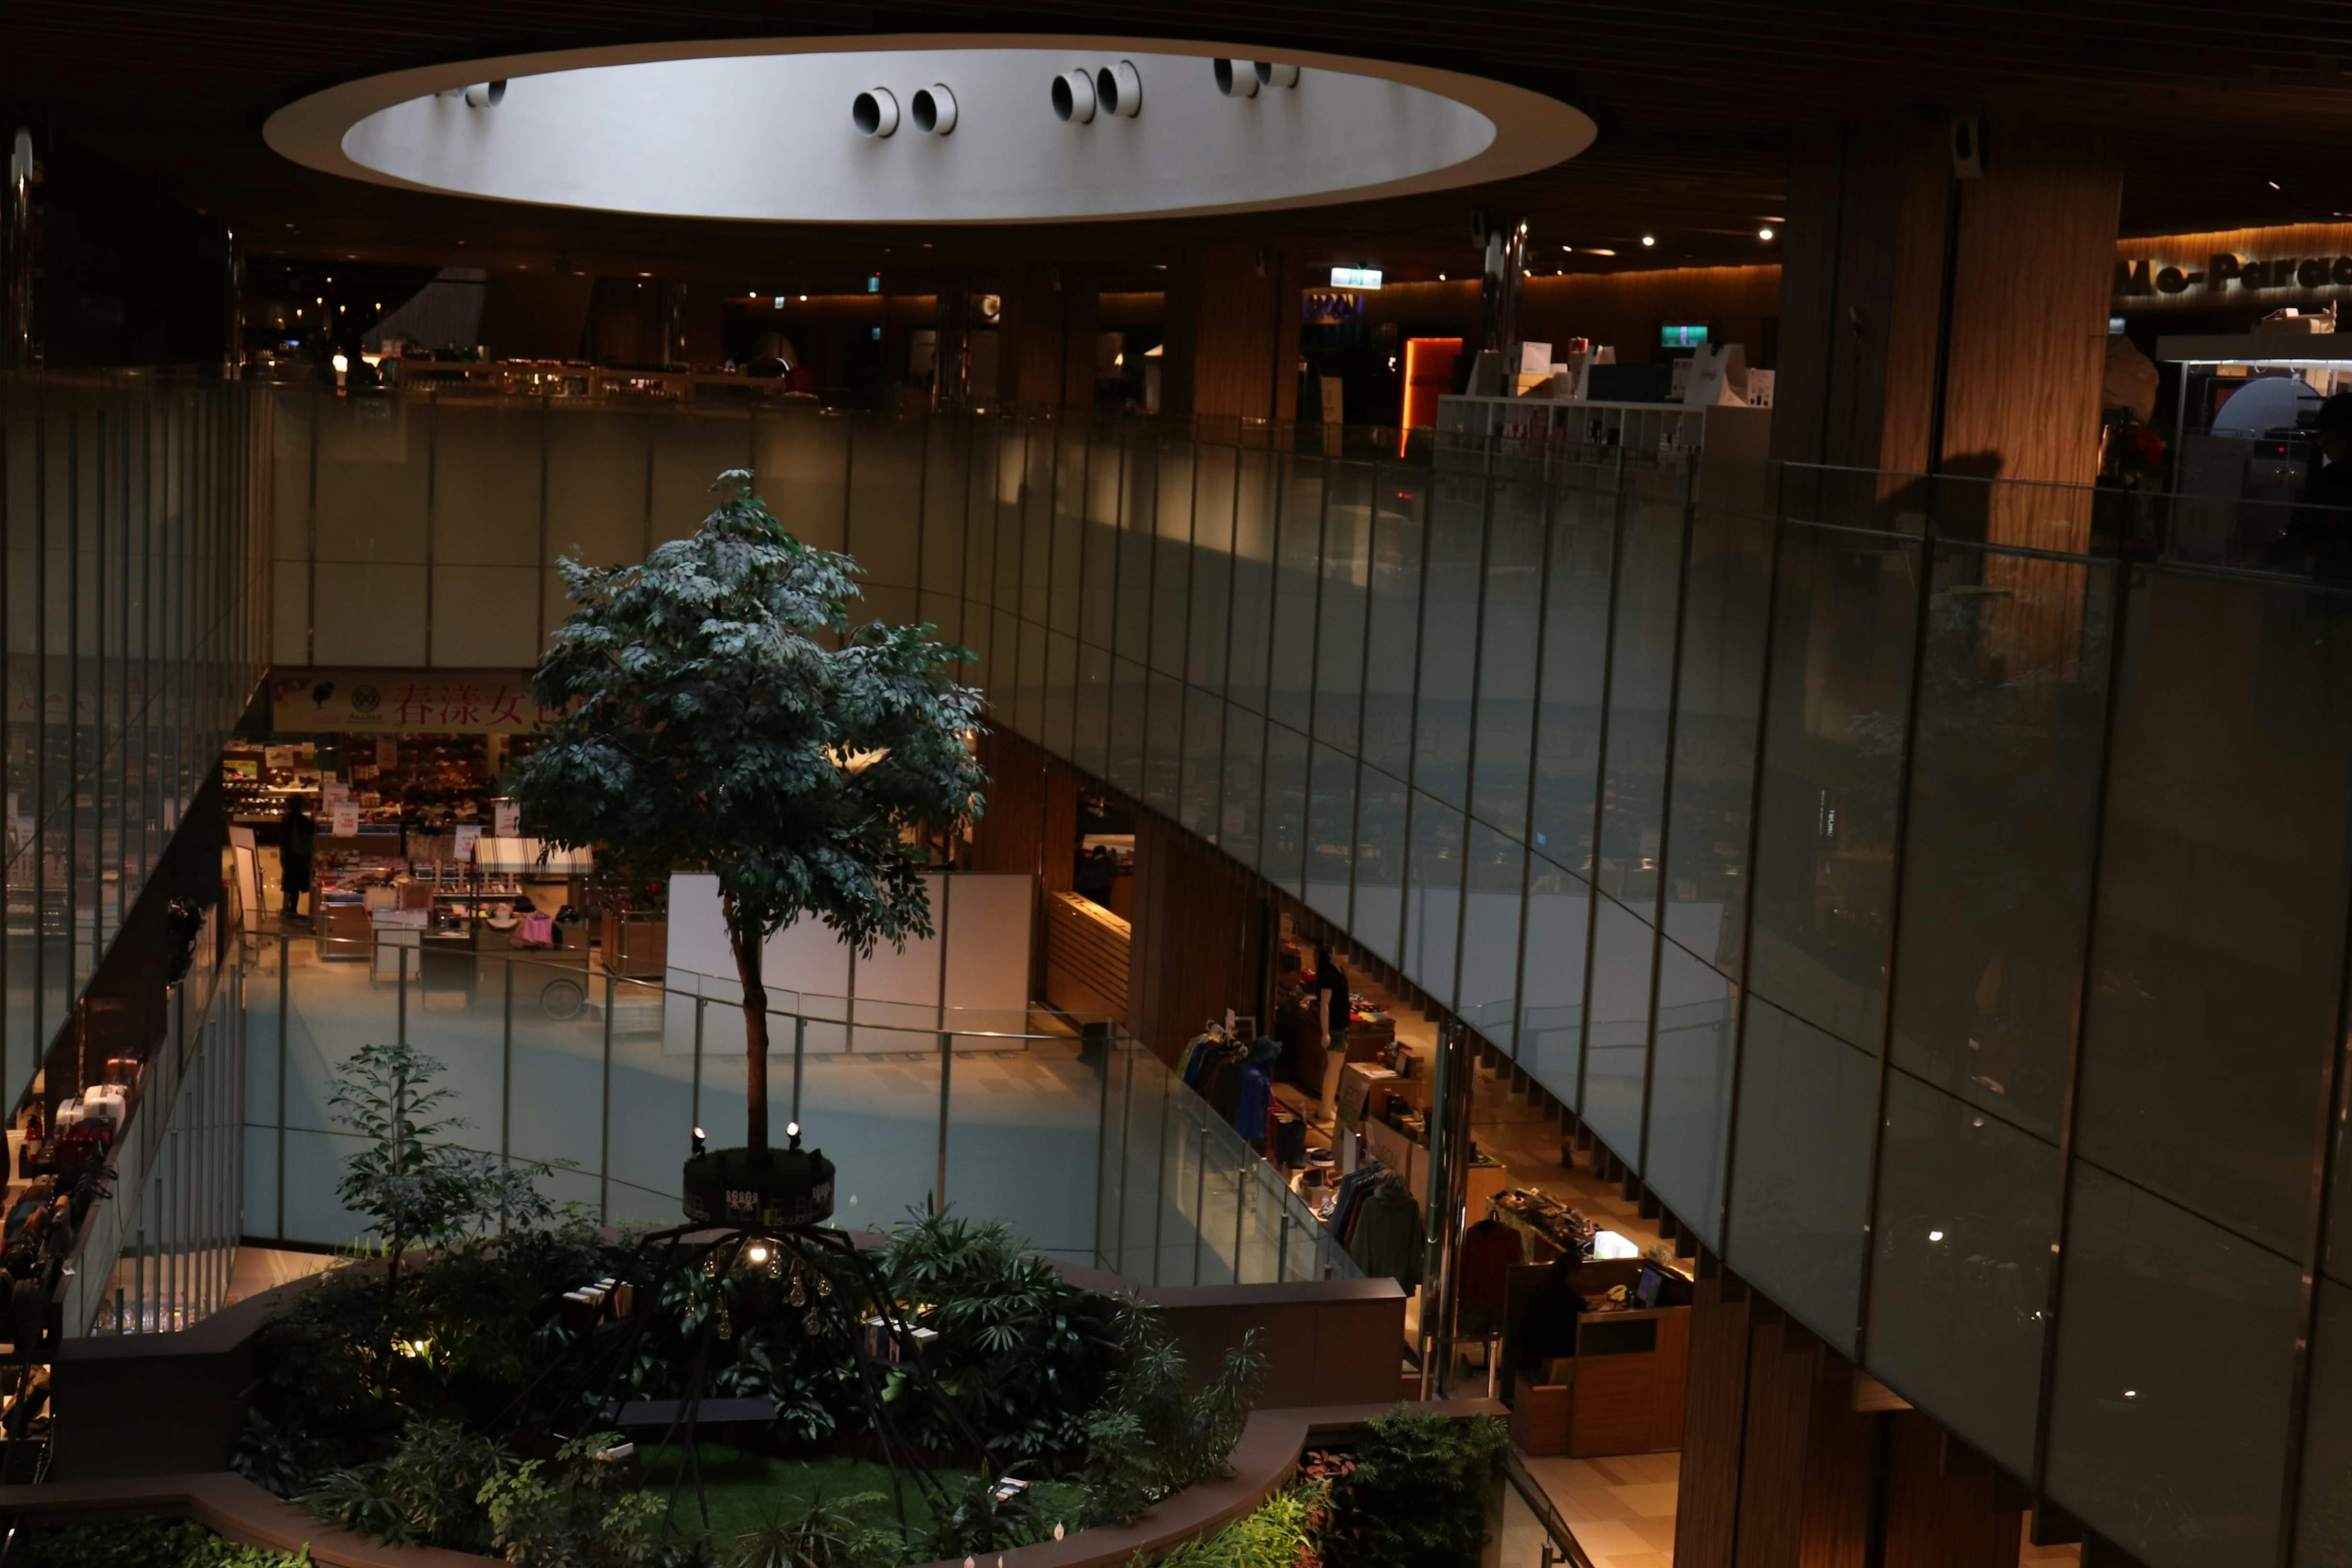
xmin=317 ymin=901 xmax=371 ymax=956
xmin=1509 ymin=1306 xmax=1689 ymax=1458
xmin=1504 ymin=1259 xmax=1691 ymax=1458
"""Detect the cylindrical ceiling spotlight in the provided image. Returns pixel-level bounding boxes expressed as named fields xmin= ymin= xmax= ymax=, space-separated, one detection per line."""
xmin=462 ymin=80 xmax=507 ymax=107
xmin=910 ymin=85 xmax=957 ymax=134
xmin=852 ymin=88 xmax=899 ymax=137
xmin=1213 ymin=59 xmax=1261 ymax=98
xmin=1255 ymin=62 xmax=1300 ymax=89
xmin=1096 ymin=60 xmax=1143 ymax=117
xmin=1051 ymin=67 xmax=1097 ymax=123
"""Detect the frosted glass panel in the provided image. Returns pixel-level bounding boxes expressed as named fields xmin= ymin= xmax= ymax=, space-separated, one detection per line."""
xmin=431 ymin=566 xmax=542 ymax=667
xmin=545 ymin=408 xmax=649 ymax=567
xmin=650 ymin=413 xmax=755 ymax=543
xmin=312 ymin=563 xmax=427 ymax=666
xmin=431 ymin=399 xmax=542 ymax=565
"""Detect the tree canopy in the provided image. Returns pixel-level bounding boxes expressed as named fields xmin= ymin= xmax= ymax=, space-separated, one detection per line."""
xmin=512 ymin=470 xmax=987 ymax=956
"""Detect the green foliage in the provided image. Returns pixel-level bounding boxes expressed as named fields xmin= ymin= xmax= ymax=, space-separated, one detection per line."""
xmin=624 ymin=1245 xmax=865 ymax=1447
xmin=478 ymin=1431 xmax=678 ymax=1568
xmin=9 ymin=1518 xmax=309 ymax=1568
xmin=1079 ymin=1313 xmax=1267 ymax=1526
xmin=724 ymin=1490 xmax=898 ymax=1568
xmin=1150 ymin=1479 xmax=1328 ymax=1568
xmin=330 ymin=1041 xmax=562 ymax=1306
xmin=878 ymin=1209 xmax=1130 ymax=1468
xmin=919 ymin=1471 xmax=1052 ymax=1561
xmin=300 ymin=1417 xmax=513 ymax=1553
xmin=235 ymin=1219 xmax=609 ymax=1491
xmin=513 ymin=470 xmax=986 ymax=1148
xmin=1325 ymin=1406 xmax=1508 ymax=1568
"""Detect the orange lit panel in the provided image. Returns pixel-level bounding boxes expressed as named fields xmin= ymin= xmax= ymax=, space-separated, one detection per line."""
xmin=1401 ymin=336 xmax=1464 ymax=446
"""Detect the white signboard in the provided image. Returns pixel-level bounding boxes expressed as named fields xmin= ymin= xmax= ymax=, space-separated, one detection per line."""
xmin=331 ymin=803 xmax=361 ymax=837
xmin=494 ymin=802 xmax=519 ymax=839
xmin=453 ymin=824 xmax=481 ymax=863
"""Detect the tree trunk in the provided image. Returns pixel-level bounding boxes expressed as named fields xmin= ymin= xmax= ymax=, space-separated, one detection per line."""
xmin=729 ymin=905 xmax=771 ymax=1155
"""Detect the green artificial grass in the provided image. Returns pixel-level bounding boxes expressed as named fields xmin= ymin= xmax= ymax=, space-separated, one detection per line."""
xmin=634 ymin=1444 xmax=1087 ymax=1548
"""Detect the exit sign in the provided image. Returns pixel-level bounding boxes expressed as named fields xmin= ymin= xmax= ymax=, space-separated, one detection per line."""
xmin=1330 ymin=267 xmax=1384 ymax=290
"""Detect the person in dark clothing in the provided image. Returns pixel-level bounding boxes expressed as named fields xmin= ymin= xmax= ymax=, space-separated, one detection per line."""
xmin=2267 ymin=392 xmax=2352 ymax=580
xmin=1313 ymin=944 xmax=1351 ymax=1115
xmin=280 ymin=799 xmax=317 ymax=920
xmin=1518 ymin=1252 xmax=1590 ymax=1378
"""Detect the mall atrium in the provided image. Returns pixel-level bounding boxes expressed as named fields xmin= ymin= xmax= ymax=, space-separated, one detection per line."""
xmin=0 ymin=6 xmax=2345 ymax=1568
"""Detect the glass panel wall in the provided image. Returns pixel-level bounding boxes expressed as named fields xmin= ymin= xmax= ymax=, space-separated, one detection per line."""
xmin=255 ymin=394 xmax=2352 ymax=1561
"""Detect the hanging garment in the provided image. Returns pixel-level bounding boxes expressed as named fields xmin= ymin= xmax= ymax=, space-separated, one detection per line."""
xmin=1457 ymin=1216 xmax=1525 ymax=1314
xmin=1234 ymin=1066 xmax=1273 ymax=1142
xmin=1272 ymin=1111 xmax=1308 ymax=1166
xmin=1348 ymin=1180 xmax=1423 ymax=1291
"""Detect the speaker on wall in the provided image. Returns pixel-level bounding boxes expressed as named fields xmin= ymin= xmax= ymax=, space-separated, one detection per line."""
xmin=1951 ymin=112 xmax=1985 ymax=179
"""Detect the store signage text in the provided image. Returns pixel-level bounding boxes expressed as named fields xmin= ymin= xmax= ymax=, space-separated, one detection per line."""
xmin=1330 ymin=267 xmax=1384 ymax=290
xmin=269 ymin=668 xmax=556 ymax=733
xmin=2115 ymin=252 xmax=2352 ymax=301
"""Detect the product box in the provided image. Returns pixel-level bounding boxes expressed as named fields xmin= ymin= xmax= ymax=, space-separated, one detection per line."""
xmin=1507 ymin=342 xmax=1553 ymax=375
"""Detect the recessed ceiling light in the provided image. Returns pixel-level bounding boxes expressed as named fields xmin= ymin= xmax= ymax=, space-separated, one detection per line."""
xmin=2270 ymin=180 xmax=2283 ymax=190
xmin=1584 ymin=247 xmax=1615 ymax=257
xmin=1640 ymin=235 xmax=1656 ymax=247
xmin=1758 ymin=227 xmax=1774 ymax=240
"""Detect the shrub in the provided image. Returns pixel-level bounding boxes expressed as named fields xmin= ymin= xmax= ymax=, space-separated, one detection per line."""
xmin=1079 ymin=1315 xmax=1265 ymax=1526
xmin=880 ymin=1210 xmax=1131 ymax=1468
xmin=1151 ymin=1479 xmax=1327 ymax=1568
xmin=1324 ymin=1407 xmax=1508 ymax=1568
xmin=234 ymin=1217 xmax=610 ymax=1493
xmin=9 ymin=1518 xmax=307 ymax=1567
xmin=301 ymin=1417 xmax=513 ymax=1553
xmin=477 ymin=1430 xmax=685 ymax=1568
xmin=725 ymin=1490 xmax=897 ymax=1568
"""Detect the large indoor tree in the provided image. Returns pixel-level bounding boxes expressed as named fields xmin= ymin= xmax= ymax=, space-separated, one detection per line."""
xmin=513 ymin=470 xmax=985 ymax=1165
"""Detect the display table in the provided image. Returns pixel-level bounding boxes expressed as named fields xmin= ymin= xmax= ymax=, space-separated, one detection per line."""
xmin=318 ymin=901 xmax=371 ymax=957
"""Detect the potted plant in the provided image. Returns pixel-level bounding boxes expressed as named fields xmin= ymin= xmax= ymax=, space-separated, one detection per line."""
xmin=512 ymin=470 xmax=984 ymax=1220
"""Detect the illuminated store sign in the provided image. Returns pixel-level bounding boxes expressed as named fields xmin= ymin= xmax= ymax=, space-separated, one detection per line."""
xmin=1330 ymin=266 xmax=1384 ymax=289
xmin=2114 ymin=225 xmax=2352 ymax=309
xmin=2116 ymin=253 xmax=2352 ymax=298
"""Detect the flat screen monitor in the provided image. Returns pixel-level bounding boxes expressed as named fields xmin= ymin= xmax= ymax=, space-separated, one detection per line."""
xmin=1634 ymin=1264 xmax=1664 ymax=1309
xmin=1659 ymin=322 xmax=1711 ymax=349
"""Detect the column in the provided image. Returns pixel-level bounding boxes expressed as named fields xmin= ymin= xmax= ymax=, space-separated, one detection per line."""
xmin=1158 ymin=243 xmax=1305 ymax=424
xmin=1476 ymin=211 xmax=1527 ymax=358
xmin=1772 ymin=117 xmax=2120 ymax=540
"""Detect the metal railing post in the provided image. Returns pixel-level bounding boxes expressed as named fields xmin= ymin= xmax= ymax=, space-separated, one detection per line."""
xmin=1191 ymin=1124 xmax=1209 ymax=1284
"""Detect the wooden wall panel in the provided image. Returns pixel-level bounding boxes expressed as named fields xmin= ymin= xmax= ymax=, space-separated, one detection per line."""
xmin=1883 ymin=1413 xmax=2024 ymax=1568
xmin=1942 ymin=127 xmax=2122 ymax=507
xmin=1676 ymin=1279 xmax=1754 ymax=1568
xmin=1770 ymin=121 xmax=1950 ymax=480
xmin=965 ymin=728 xmax=1081 ymax=1000
xmin=1735 ymin=1321 xmax=1822 ymax=1568
xmin=1045 ymin=889 xmax=1130 ymax=1019
xmin=1183 ymin=243 xmax=1289 ymax=423
xmin=1796 ymin=1352 xmax=1874 ymax=1568
xmin=1126 ymin=813 xmax=1267 ymax=1060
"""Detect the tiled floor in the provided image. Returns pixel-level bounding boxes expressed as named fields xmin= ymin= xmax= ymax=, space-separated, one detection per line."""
xmin=1506 ymin=1452 xmax=1681 ymax=1568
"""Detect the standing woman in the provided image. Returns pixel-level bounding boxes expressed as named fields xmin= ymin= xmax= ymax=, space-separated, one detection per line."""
xmin=280 ymin=797 xmax=316 ymax=922
xmin=1315 ymin=943 xmax=1351 ymax=1119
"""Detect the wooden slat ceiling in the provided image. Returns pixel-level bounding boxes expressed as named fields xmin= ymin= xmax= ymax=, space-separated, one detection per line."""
xmin=10 ymin=0 xmax=2352 ymax=286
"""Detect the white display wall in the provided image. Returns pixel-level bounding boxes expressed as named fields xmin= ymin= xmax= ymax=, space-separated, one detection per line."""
xmin=663 ymin=870 xmax=1037 ymax=1057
